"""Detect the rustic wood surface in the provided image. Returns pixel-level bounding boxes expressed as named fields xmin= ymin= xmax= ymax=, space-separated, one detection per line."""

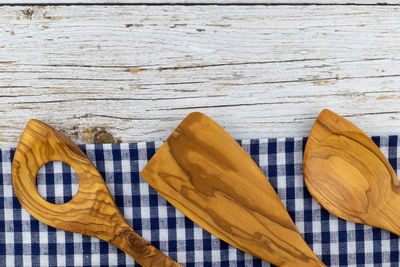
xmin=12 ymin=119 xmax=181 ymax=267
xmin=1 ymin=0 xmax=400 ymax=4
xmin=304 ymin=109 xmax=400 ymax=236
xmin=0 ymin=5 xmax=399 ymax=147
xmin=142 ymin=112 xmax=324 ymax=266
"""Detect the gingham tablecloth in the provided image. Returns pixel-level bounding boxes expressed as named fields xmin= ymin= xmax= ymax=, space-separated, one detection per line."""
xmin=1 ymin=137 xmax=400 ymax=266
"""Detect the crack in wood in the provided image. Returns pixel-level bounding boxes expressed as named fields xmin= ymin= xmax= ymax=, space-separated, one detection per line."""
xmin=156 ymin=58 xmax=328 ymax=71
xmin=161 ymin=100 xmax=310 ymax=110
xmin=10 ymin=96 xmax=226 ymax=104
xmin=77 ymin=114 xmax=180 ymax=121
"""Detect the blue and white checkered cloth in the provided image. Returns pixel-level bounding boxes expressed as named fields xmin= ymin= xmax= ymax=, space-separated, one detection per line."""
xmin=1 ymin=137 xmax=400 ymax=266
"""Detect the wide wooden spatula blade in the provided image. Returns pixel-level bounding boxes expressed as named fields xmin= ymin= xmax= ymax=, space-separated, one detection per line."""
xmin=141 ymin=112 xmax=324 ymax=266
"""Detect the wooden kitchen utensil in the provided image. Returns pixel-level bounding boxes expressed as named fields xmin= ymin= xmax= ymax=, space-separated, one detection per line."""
xmin=12 ymin=120 xmax=181 ymax=267
xmin=141 ymin=112 xmax=324 ymax=266
xmin=304 ymin=109 xmax=400 ymax=235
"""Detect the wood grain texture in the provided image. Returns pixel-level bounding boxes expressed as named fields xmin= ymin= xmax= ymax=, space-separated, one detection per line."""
xmin=12 ymin=119 xmax=181 ymax=267
xmin=303 ymin=109 xmax=400 ymax=236
xmin=0 ymin=6 xmax=400 ymax=147
xmin=1 ymin=0 xmax=400 ymax=4
xmin=141 ymin=112 xmax=324 ymax=266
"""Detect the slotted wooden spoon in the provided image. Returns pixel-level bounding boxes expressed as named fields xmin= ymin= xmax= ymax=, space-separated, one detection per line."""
xmin=304 ymin=109 xmax=400 ymax=235
xmin=12 ymin=119 xmax=181 ymax=267
xmin=141 ymin=112 xmax=324 ymax=266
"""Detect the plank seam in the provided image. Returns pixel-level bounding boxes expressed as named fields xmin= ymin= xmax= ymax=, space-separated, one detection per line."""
xmin=0 ymin=3 xmax=399 ymax=6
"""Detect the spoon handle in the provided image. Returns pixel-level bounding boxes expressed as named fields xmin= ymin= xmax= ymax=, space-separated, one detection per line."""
xmin=111 ymin=220 xmax=181 ymax=267
xmin=373 ymin=193 xmax=400 ymax=236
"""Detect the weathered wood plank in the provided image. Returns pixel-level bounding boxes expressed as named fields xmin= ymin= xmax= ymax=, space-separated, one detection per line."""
xmin=1 ymin=1 xmax=400 ymax=4
xmin=0 ymin=5 xmax=399 ymax=147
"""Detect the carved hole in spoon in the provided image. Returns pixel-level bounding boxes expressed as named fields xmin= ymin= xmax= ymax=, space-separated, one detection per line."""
xmin=36 ymin=161 xmax=79 ymax=204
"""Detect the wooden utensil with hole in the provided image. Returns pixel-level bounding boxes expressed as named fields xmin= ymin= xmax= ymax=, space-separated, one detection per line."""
xmin=304 ymin=109 xmax=400 ymax=235
xmin=12 ymin=119 xmax=181 ymax=267
xmin=141 ymin=112 xmax=324 ymax=266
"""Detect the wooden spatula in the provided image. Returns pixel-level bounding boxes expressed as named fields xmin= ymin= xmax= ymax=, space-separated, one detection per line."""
xmin=12 ymin=120 xmax=181 ymax=267
xmin=141 ymin=112 xmax=324 ymax=266
xmin=304 ymin=109 xmax=400 ymax=235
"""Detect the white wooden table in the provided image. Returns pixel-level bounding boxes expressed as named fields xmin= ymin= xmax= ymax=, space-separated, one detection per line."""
xmin=0 ymin=2 xmax=399 ymax=147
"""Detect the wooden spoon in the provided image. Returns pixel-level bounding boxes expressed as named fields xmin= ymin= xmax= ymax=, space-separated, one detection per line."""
xmin=304 ymin=109 xmax=400 ymax=235
xmin=141 ymin=112 xmax=324 ymax=266
xmin=12 ymin=119 xmax=181 ymax=267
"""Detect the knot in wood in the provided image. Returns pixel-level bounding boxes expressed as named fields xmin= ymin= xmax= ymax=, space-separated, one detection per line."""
xmin=93 ymin=130 xmax=114 ymax=144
